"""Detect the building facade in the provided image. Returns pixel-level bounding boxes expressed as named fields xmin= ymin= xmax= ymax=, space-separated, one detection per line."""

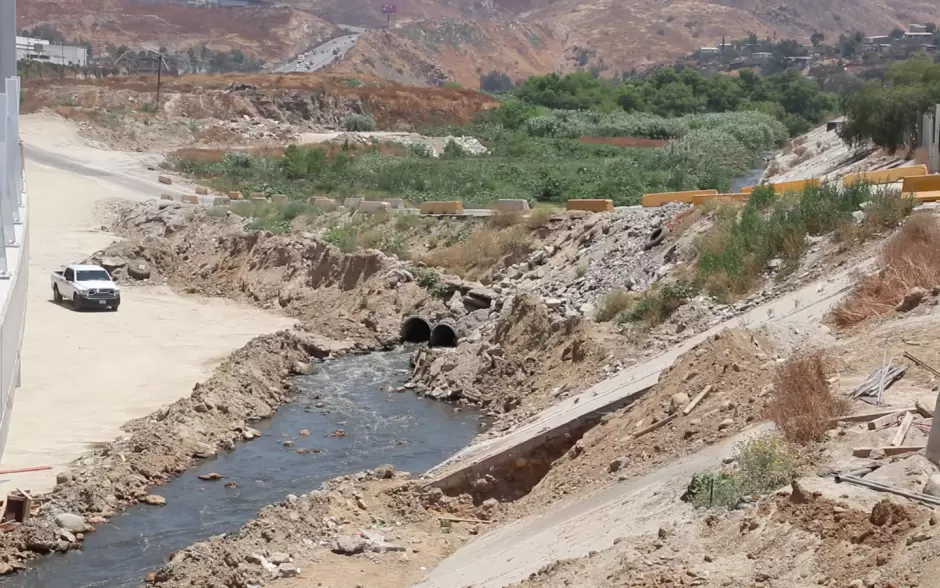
xmin=16 ymin=36 xmax=88 ymax=67
xmin=1 ymin=3 xmax=31 ymax=459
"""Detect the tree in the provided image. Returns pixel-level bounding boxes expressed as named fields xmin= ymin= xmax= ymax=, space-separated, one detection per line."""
xmin=890 ymin=27 xmax=905 ymax=40
xmin=926 ymin=23 xmax=937 ymax=33
xmin=810 ymin=31 xmax=825 ymax=48
xmin=480 ymin=71 xmax=513 ymax=93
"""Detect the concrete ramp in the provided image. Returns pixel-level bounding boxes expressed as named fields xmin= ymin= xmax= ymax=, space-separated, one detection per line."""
xmin=424 ymin=265 xmax=864 ymax=495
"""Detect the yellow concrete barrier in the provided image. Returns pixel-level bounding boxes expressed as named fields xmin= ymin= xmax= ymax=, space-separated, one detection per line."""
xmin=743 ymin=178 xmax=820 ymax=194
xmin=250 ymin=192 xmax=266 ymax=200
xmin=420 ymin=201 xmax=465 ymax=215
xmin=228 ymin=191 xmax=244 ymax=200
xmin=250 ymin=196 xmax=268 ymax=204
xmin=157 ymin=175 xmax=172 ymax=185
xmin=902 ymin=174 xmax=940 ymax=193
xmin=195 ymin=186 xmax=209 ymax=195
xmin=181 ymin=195 xmax=200 ymax=205
xmin=912 ymin=190 xmax=940 ymax=203
xmin=271 ymin=194 xmax=289 ymax=205
xmin=566 ymin=199 xmax=614 ymax=213
xmin=160 ymin=193 xmax=174 ymax=201
xmin=690 ymin=192 xmax=749 ymax=205
xmin=641 ymin=189 xmax=718 ymax=207
xmin=843 ymin=165 xmax=928 ymax=186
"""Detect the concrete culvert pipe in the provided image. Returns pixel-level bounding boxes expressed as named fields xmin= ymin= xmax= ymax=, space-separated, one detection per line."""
xmin=429 ymin=322 xmax=458 ymax=348
xmin=400 ymin=316 xmax=432 ymax=343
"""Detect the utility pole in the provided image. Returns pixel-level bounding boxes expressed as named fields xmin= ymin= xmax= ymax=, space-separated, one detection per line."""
xmin=155 ymin=54 xmax=162 ymax=107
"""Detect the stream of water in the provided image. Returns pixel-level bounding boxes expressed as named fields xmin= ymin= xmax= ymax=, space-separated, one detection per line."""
xmin=4 ymin=348 xmax=481 ymax=588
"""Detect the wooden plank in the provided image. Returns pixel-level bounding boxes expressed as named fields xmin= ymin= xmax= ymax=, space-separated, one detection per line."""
xmin=852 ymin=445 xmax=925 ymax=458
xmin=831 ymin=407 xmax=913 ymax=425
xmin=682 ymin=385 xmax=713 ymax=416
xmin=893 ymin=412 xmax=915 ymax=446
xmin=633 ymin=413 xmax=678 ymax=438
xmin=866 ymin=410 xmax=907 ymax=430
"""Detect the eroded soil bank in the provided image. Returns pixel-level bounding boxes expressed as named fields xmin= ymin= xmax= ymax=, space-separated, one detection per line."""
xmin=4 ymin=349 xmax=481 ymax=588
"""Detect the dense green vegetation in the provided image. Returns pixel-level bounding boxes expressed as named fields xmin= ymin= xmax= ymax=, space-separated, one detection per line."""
xmin=506 ymin=68 xmax=837 ymax=136
xmin=840 ymin=57 xmax=940 ymax=153
xmin=178 ymin=109 xmax=785 ymax=207
xmin=695 ymin=182 xmax=913 ymax=297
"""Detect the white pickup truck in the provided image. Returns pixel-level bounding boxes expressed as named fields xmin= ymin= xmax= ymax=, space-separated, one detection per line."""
xmin=51 ymin=264 xmax=121 ymax=311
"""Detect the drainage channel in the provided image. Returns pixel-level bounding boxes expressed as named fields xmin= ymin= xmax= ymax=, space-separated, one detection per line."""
xmin=4 ymin=348 xmax=481 ymax=588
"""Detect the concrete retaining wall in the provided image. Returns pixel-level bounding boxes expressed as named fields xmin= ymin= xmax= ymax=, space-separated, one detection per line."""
xmin=213 ymin=196 xmax=231 ymax=206
xmin=494 ymin=199 xmax=530 ymax=212
xmin=641 ymin=189 xmax=717 ymax=207
xmin=344 ymin=198 xmax=362 ymax=210
xmin=743 ymin=178 xmax=820 ymax=194
xmin=844 ymin=165 xmax=927 ymax=186
xmin=420 ymin=201 xmax=465 ymax=215
xmin=566 ymin=199 xmax=613 ymax=213
xmin=902 ymin=174 xmax=940 ymax=193
xmin=358 ymin=200 xmax=391 ymax=213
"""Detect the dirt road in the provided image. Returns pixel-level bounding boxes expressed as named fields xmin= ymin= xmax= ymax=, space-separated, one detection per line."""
xmin=418 ymin=425 xmax=771 ymax=588
xmin=0 ymin=116 xmax=294 ymax=494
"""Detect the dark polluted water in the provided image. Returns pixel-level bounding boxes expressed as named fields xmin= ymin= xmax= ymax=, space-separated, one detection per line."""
xmin=3 ymin=348 xmax=481 ymax=588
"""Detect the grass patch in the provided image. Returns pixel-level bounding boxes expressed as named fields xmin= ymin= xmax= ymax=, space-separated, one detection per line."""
xmin=683 ymin=435 xmax=798 ymax=509
xmin=832 ymin=213 xmax=940 ymax=326
xmin=420 ymin=225 xmax=533 ymax=278
xmin=620 ymin=282 xmax=697 ymax=325
xmin=696 ymin=183 xmax=910 ymax=299
xmin=769 ymin=353 xmax=847 ymax=444
xmin=595 ymin=289 xmax=634 ymax=322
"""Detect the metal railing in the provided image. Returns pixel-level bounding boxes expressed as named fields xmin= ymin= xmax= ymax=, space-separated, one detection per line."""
xmin=0 ymin=0 xmax=30 ymax=457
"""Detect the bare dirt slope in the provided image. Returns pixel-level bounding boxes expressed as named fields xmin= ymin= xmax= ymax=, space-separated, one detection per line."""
xmin=333 ymin=20 xmax=566 ymax=88
xmin=17 ymin=0 xmax=338 ymax=63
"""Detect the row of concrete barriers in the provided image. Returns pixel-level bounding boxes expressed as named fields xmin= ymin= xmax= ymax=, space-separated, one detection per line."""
xmin=640 ymin=165 xmax=940 ymax=208
xmin=159 ymin=190 xmax=623 ymax=216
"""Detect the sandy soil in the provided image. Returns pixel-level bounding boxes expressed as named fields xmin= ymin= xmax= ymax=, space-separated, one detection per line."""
xmin=0 ymin=118 xmax=294 ymax=494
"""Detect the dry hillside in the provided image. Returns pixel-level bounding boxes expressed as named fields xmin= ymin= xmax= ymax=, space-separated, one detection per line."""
xmin=17 ymin=0 xmax=338 ymax=63
xmin=334 ymin=20 xmax=566 ymax=88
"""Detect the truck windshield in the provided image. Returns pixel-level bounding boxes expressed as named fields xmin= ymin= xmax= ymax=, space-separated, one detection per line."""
xmin=76 ymin=270 xmax=112 ymax=282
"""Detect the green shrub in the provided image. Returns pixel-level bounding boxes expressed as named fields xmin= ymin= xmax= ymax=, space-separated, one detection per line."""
xmin=595 ymin=289 xmax=634 ymax=322
xmin=683 ymin=435 xmax=797 ymax=509
xmin=345 ymin=114 xmax=377 ymax=132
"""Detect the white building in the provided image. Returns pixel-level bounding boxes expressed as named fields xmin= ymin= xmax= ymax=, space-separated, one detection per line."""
xmin=904 ymin=32 xmax=934 ymax=41
xmin=15 ymin=36 xmax=88 ymax=67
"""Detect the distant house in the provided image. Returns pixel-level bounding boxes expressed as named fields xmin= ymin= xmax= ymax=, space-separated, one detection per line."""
xmin=827 ymin=116 xmax=845 ymax=133
xmin=904 ymin=31 xmax=934 ymax=40
xmin=15 ymin=36 xmax=87 ymax=67
xmin=751 ymin=51 xmax=772 ymax=60
xmin=785 ymin=56 xmax=812 ymax=63
xmin=697 ymin=47 xmax=720 ymax=55
xmin=909 ymin=24 xmax=928 ymax=32
xmin=865 ymin=35 xmax=891 ymax=44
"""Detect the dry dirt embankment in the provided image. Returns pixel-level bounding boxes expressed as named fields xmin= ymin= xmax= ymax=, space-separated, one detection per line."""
xmin=21 ymin=74 xmax=498 ymax=152
xmin=0 ymin=329 xmax=330 ymax=573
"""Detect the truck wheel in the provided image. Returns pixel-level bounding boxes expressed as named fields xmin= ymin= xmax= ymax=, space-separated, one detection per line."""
xmin=111 ymin=304 xmax=119 ymax=312
xmin=53 ymin=286 xmax=62 ymax=303
xmin=72 ymin=293 xmax=83 ymax=311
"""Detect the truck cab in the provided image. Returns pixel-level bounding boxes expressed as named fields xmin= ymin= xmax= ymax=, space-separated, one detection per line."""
xmin=51 ymin=264 xmax=121 ymax=311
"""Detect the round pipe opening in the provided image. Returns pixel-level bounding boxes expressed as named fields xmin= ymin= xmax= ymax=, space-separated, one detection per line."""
xmin=400 ymin=316 xmax=432 ymax=343
xmin=429 ymin=323 xmax=458 ymax=348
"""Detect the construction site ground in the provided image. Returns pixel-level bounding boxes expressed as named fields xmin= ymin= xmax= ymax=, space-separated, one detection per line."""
xmin=4 ymin=105 xmax=940 ymax=588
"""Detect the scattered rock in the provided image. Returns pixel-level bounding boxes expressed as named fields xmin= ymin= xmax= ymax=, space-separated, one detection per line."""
xmin=923 ymin=474 xmax=940 ymax=498
xmin=54 ymin=513 xmax=86 ymax=533
xmin=333 ymin=535 xmax=368 ymax=555
xmin=896 ymin=287 xmax=928 ymax=312
xmin=669 ymin=392 xmax=690 ymax=414
xmin=916 ymin=394 xmax=937 ymax=418
xmin=267 ymin=552 xmax=291 ymax=565
xmin=299 ymin=429 xmax=310 ymax=436
xmin=142 ymin=495 xmax=167 ymax=506
xmin=608 ymin=457 xmax=628 ymax=473
xmin=277 ymin=563 xmax=300 ymax=578
xmin=198 ymin=473 xmax=224 ymax=481
xmin=718 ymin=418 xmax=734 ymax=430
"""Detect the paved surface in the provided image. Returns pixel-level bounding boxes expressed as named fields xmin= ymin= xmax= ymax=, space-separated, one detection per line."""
xmin=0 ymin=116 xmax=294 ymax=493
xmin=417 ymin=425 xmax=772 ymax=588
xmin=426 ymin=267 xmax=863 ymax=488
xmin=273 ymin=34 xmax=359 ymax=73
